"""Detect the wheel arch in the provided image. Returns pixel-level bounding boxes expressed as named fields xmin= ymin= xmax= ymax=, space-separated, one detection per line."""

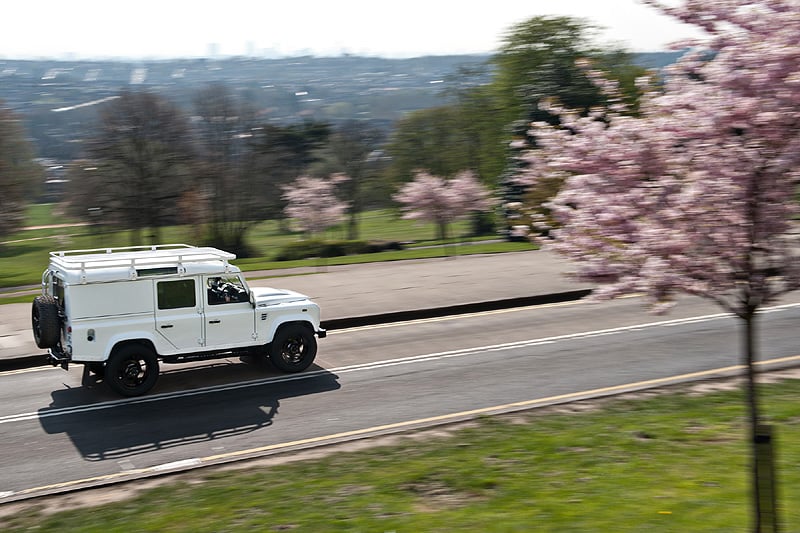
xmin=266 ymin=317 xmax=316 ymax=345
xmin=268 ymin=320 xmax=318 ymax=373
xmin=105 ymin=339 xmax=161 ymax=397
xmin=108 ymin=337 xmax=159 ymax=360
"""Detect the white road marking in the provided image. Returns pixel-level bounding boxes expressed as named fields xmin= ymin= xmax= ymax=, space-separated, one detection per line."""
xmin=5 ymin=351 xmax=800 ymax=501
xmin=2 ymin=302 xmax=800 ymax=427
xmin=0 ymin=366 xmax=58 ymax=377
xmin=151 ymin=458 xmax=201 ymax=472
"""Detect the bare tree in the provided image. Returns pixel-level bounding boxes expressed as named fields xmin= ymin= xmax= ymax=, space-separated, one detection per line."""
xmin=192 ymin=83 xmax=260 ymax=255
xmin=0 ymin=104 xmax=42 ymax=241
xmin=79 ymin=90 xmax=193 ymax=245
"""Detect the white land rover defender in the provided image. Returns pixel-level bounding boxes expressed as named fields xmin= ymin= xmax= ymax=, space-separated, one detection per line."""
xmin=31 ymin=244 xmax=326 ymax=397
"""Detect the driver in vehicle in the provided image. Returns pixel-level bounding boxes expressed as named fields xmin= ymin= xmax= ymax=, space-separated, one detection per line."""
xmin=208 ymin=277 xmax=248 ymax=304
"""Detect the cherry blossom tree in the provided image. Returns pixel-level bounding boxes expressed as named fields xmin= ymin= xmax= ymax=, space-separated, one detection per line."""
xmin=519 ymin=2 xmax=800 ymax=529
xmin=282 ymin=174 xmax=349 ymax=237
xmin=393 ymin=170 xmax=494 ymax=241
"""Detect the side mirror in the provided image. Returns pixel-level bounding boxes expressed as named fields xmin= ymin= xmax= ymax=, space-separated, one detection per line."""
xmin=249 ymin=290 xmax=255 ymax=307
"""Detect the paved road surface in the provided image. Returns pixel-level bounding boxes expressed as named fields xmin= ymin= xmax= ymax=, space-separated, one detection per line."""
xmin=0 ymin=249 xmax=590 ymax=362
xmin=4 ymin=293 xmax=800 ymax=500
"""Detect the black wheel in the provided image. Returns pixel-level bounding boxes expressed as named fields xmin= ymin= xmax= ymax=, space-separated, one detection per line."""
xmin=32 ymin=295 xmax=60 ymax=349
xmin=269 ymin=324 xmax=317 ymax=373
xmin=105 ymin=344 xmax=160 ymax=397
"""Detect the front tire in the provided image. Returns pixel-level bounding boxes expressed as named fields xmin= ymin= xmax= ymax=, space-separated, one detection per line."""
xmin=106 ymin=344 xmax=159 ymax=397
xmin=32 ymin=295 xmax=61 ymax=349
xmin=269 ymin=324 xmax=317 ymax=372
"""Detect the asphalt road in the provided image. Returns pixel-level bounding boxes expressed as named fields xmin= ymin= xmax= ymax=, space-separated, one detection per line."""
xmin=2 ymin=292 xmax=800 ymax=502
xmin=0 ymin=249 xmax=590 ymax=364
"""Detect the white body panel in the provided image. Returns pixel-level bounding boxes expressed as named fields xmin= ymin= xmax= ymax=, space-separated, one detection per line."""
xmin=40 ymin=245 xmax=323 ymax=364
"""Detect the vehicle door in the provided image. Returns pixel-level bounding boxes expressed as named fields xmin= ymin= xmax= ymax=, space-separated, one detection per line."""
xmin=154 ymin=278 xmax=203 ymax=350
xmin=203 ymin=275 xmax=256 ymax=349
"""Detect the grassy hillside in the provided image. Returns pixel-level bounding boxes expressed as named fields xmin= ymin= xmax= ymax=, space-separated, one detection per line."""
xmin=0 ymin=206 xmax=535 ymax=292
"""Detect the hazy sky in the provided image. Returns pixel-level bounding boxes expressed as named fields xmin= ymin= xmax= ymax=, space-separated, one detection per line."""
xmin=3 ymin=1 xmax=704 ymax=60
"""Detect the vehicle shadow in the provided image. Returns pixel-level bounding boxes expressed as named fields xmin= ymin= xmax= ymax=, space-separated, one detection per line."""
xmin=38 ymin=363 xmax=340 ymax=462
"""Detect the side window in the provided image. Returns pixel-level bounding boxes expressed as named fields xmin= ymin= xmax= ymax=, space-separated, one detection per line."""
xmin=207 ymin=276 xmax=248 ymax=305
xmin=157 ymin=279 xmax=196 ymax=310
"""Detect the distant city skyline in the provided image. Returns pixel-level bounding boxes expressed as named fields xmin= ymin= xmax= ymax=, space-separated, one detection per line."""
xmin=3 ymin=1 xmax=704 ymax=60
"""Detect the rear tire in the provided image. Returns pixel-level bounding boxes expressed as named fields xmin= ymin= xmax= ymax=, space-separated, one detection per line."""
xmin=269 ymin=324 xmax=317 ymax=373
xmin=106 ymin=344 xmax=159 ymax=397
xmin=32 ymin=295 xmax=60 ymax=349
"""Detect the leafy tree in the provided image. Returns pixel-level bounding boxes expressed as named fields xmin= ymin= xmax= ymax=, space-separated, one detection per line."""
xmin=77 ymin=90 xmax=192 ymax=245
xmin=385 ymin=16 xmax=647 ymax=214
xmin=384 ymin=106 xmax=466 ymax=185
xmin=393 ymin=170 xmax=493 ymax=241
xmin=521 ymin=2 xmax=800 ymax=529
xmin=493 ymin=16 xmax=603 ymax=127
xmin=444 ymin=63 xmax=507 ymax=184
xmin=0 ymin=104 xmax=42 ymax=240
xmin=250 ymin=121 xmax=331 ymax=225
xmin=386 ymin=61 xmax=501 ymax=188
xmin=492 ymin=16 xmax=650 ymax=235
xmin=282 ymin=174 xmax=349 ymax=237
xmin=493 ymin=16 xmax=647 ymax=125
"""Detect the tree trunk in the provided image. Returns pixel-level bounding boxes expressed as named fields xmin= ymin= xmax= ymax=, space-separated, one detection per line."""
xmin=437 ymin=220 xmax=448 ymax=242
xmin=151 ymin=225 xmax=162 ymax=245
xmin=129 ymin=226 xmax=141 ymax=247
xmin=347 ymin=210 xmax=359 ymax=241
xmin=743 ymin=312 xmax=779 ymax=532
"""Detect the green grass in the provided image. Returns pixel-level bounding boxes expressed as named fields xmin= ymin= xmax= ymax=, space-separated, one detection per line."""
xmin=236 ymin=241 xmax=536 ymax=272
xmin=3 ymin=378 xmax=799 ymax=531
xmin=0 ymin=294 xmax=37 ymax=305
xmin=23 ymin=203 xmax=80 ymax=227
xmin=0 ymin=207 xmax=534 ymax=293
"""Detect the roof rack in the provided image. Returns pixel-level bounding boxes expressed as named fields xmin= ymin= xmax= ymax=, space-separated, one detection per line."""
xmin=48 ymin=244 xmax=237 ymax=275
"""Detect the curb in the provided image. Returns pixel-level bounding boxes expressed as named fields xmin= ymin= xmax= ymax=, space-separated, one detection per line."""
xmin=320 ymin=289 xmax=592 ymax=330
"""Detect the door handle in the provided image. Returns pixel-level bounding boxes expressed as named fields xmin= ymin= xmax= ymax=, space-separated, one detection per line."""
xmin=160 ymin=324 xmax=173 ymax=329
xmin=209 ymin=319 xmax=221 ymax=324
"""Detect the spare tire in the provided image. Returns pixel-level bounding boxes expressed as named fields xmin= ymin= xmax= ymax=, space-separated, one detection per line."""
xmin=32 ymin=295 xmax=61 ymax=349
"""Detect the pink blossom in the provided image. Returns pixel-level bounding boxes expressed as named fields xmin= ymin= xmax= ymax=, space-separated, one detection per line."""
xmin=282 ymin=174 xmax=349 ymax=236
xmin=519 ymin=3 xmax=800 ymax=523
xmin=520 ymin=0 xmax=800 ymax=316
xmin=393 ymin=170 xmax=494 ymax=240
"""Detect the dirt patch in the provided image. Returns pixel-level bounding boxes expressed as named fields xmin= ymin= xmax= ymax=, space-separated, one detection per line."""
xmin=403 ymin=480 xmax=482 ymax=512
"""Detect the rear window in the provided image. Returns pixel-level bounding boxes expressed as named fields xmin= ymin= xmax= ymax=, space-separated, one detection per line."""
xmin=157 ymin=279 xmax=196 ymax=310
xmin=54 ymin=277 xmax=65 ymax=307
